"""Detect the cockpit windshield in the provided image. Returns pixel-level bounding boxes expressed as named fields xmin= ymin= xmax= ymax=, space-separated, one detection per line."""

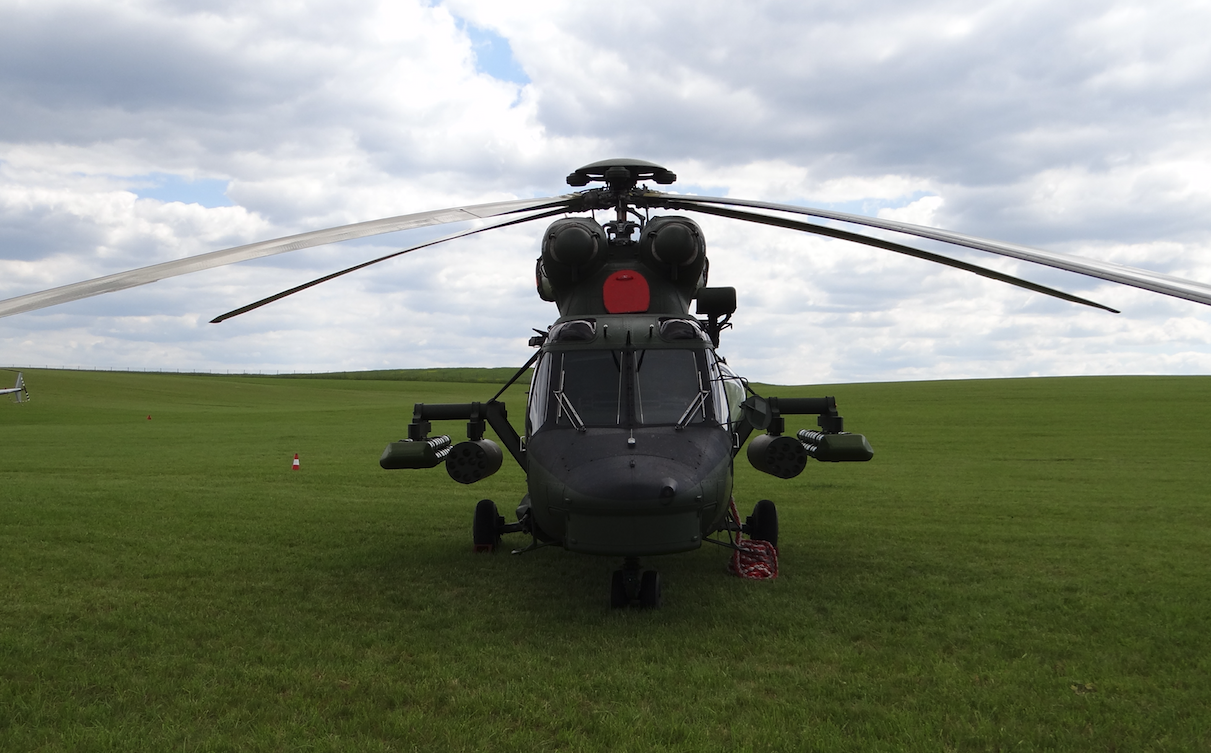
xmin=530 ymin=348 xmax=717 ymax=432
xmin=557 ymin=349 xmax=622 ymax=427
xmin=634 ymin=350 xmax=707 ymax=425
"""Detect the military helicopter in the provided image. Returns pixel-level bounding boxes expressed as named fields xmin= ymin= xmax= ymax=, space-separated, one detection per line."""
xmin=2 ymin=371 xmax=30 ymax=403
xmin=4 ymin=159 xmax=1211 ymax=608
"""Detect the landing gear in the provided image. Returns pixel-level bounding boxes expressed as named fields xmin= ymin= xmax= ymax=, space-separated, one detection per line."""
xmin=609 ymin=557 xmax=662 ymax=609
xmin=744 ymin=498 xmax=779 ymax=546
xmin=639 ymin=570 xmax=662 ymax=609
xmin=472 ymin=498 xmax=503 ymax=552
xmin=472 ymin=495 xmax=552 ymax=554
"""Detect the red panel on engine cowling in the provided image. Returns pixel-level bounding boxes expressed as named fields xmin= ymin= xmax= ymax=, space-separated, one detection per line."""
xmin=602 ymin=270 xmax=650 ymax=313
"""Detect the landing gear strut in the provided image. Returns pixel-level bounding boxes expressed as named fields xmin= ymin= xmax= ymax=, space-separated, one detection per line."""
xmin=610 ymin=557 xmax=662 ymax=609
xmin=472 ymin=496 xmax=548 ymax=554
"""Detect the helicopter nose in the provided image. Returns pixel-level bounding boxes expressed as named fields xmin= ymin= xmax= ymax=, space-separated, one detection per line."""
xmin=525 ymin=426 xmax=734 ymax=556
xmin=560 ymin=454 xmax=699 ymax=507
xmin=527 ymin=424 xmax=735 ymax=509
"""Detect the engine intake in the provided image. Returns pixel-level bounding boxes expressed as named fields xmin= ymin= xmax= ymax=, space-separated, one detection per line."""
xmin=638 ymin=217 xmax=707 ymax=291
xmin=539 ymin=218 xmax=607 ymax=288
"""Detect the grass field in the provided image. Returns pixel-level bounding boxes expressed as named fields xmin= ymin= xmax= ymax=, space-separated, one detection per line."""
xmin=2 ymin=368 xmax=1209 ymax=751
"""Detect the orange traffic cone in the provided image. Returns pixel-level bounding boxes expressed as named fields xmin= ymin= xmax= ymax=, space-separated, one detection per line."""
xmin=292 ymin=453 xmax=300 ymax=470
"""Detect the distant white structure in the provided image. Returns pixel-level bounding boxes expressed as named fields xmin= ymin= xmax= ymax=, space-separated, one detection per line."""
xmin=1 ymin=372 xmax=30 ymax=403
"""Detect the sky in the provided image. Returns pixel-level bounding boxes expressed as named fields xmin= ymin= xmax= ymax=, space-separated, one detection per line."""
xmin=2 ymin=0 xmax=1210 ymax=385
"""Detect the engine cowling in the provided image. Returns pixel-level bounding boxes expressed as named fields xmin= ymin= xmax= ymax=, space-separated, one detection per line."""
xmin=537 ymin=218 xmax=607 ymax=296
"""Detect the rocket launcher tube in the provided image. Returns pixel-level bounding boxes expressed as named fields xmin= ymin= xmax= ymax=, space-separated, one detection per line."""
xmin=380 ymin=435 xmax=453 ymax=469
xmin=797 ymin=430 xmax=874 ymax=463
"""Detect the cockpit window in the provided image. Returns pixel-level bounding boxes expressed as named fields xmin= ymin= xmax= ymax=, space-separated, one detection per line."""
xmin=555 ymin=350 xmax=622 ymax=427
xmin=634 ymin=349 xmax=708 ymax=425
xmin=530 ymin=347 xmax=720 ymax=434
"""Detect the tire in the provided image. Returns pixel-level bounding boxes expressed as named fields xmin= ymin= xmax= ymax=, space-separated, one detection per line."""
xmin=639 ymin=570 xmax=662 ymax=609
xmin=747 ymin=499 xmax=779 ymax=547
xmin=472 ymin=498 xmax=501 ymax=552
xmin=610 ymin=570 xmax=629 ymax=608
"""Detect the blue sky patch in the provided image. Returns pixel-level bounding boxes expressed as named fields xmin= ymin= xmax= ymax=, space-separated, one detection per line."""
xmin=129 ymin=173 xmax=233 ymax=208
xmin=462 ymin=23 xmax=529 ymax=85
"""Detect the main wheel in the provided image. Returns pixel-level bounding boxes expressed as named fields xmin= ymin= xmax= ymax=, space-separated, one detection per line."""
xmin=610 ymin=570 xmax=629 ymax=608
xmin=746 ymin=499 xmax=779 ymax=546
xmin=639 ymin=570 xmax=662 ymax=609
xmin=472 ymin=498 xmax=501 ymax=553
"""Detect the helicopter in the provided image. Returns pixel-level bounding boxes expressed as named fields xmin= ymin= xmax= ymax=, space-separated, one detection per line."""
xmin=4 ymin=158 xmax=1211 ymax=608
xmin=2 ymin=371 xmax=30 ymax=403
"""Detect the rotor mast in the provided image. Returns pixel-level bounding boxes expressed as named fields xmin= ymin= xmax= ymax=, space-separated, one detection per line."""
xmin=565 ymin=159 xmax=678 ymax=245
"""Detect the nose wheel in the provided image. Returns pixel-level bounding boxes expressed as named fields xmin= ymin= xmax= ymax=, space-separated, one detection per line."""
xmin=610 ymin=557 xmax=662 ymax=609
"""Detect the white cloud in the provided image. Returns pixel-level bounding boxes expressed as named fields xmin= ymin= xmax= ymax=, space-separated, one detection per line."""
xmin=878 ymin=196 xmax=944 ymax=226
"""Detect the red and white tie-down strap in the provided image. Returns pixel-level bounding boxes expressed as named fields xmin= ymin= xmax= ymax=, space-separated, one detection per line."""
xmin=727 ymin=498 xmax=778 ymax=579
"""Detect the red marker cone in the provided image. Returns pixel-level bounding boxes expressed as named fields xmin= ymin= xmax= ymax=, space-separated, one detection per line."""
xmin=147 ymin=415 xmax=152 ymax=420
xmin=292 ymin=453 xmax=300 ymax=470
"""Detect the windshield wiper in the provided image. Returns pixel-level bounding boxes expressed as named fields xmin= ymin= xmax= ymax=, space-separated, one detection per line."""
xmin=554 ymin=390 xmax=587 ymax=432
xmin=675 ymin=390 xmax=711 ymax=429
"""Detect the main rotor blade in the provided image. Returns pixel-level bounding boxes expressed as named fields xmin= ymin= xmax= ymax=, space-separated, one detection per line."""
xmin=210 ymin=207 xmax=570 ymax=323
xmin=666 ymin=200 xmax=1119 ymax=313
xmin=0 ymin=194 xmax=577 ymax=319
xmin=663 ymin=194 xmax=1211 ymax=307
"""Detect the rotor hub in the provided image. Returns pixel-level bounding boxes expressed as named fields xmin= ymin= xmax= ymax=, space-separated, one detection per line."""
xmin=566 ymin=159 xmax=677 ymax=191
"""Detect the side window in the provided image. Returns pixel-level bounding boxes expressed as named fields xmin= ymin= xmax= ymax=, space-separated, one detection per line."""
xmin=527 ymin=352 xmax=552 ymax=435
xmin=709 ymin=353 xmax=745 ymax=428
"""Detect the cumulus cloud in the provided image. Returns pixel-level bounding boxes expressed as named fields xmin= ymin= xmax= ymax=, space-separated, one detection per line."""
xmin=1 ymin=0 xmax=1209 ymax=382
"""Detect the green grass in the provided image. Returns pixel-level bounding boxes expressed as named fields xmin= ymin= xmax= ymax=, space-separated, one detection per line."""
xmin=1 ymin=369 xmax=1209 ymax=751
